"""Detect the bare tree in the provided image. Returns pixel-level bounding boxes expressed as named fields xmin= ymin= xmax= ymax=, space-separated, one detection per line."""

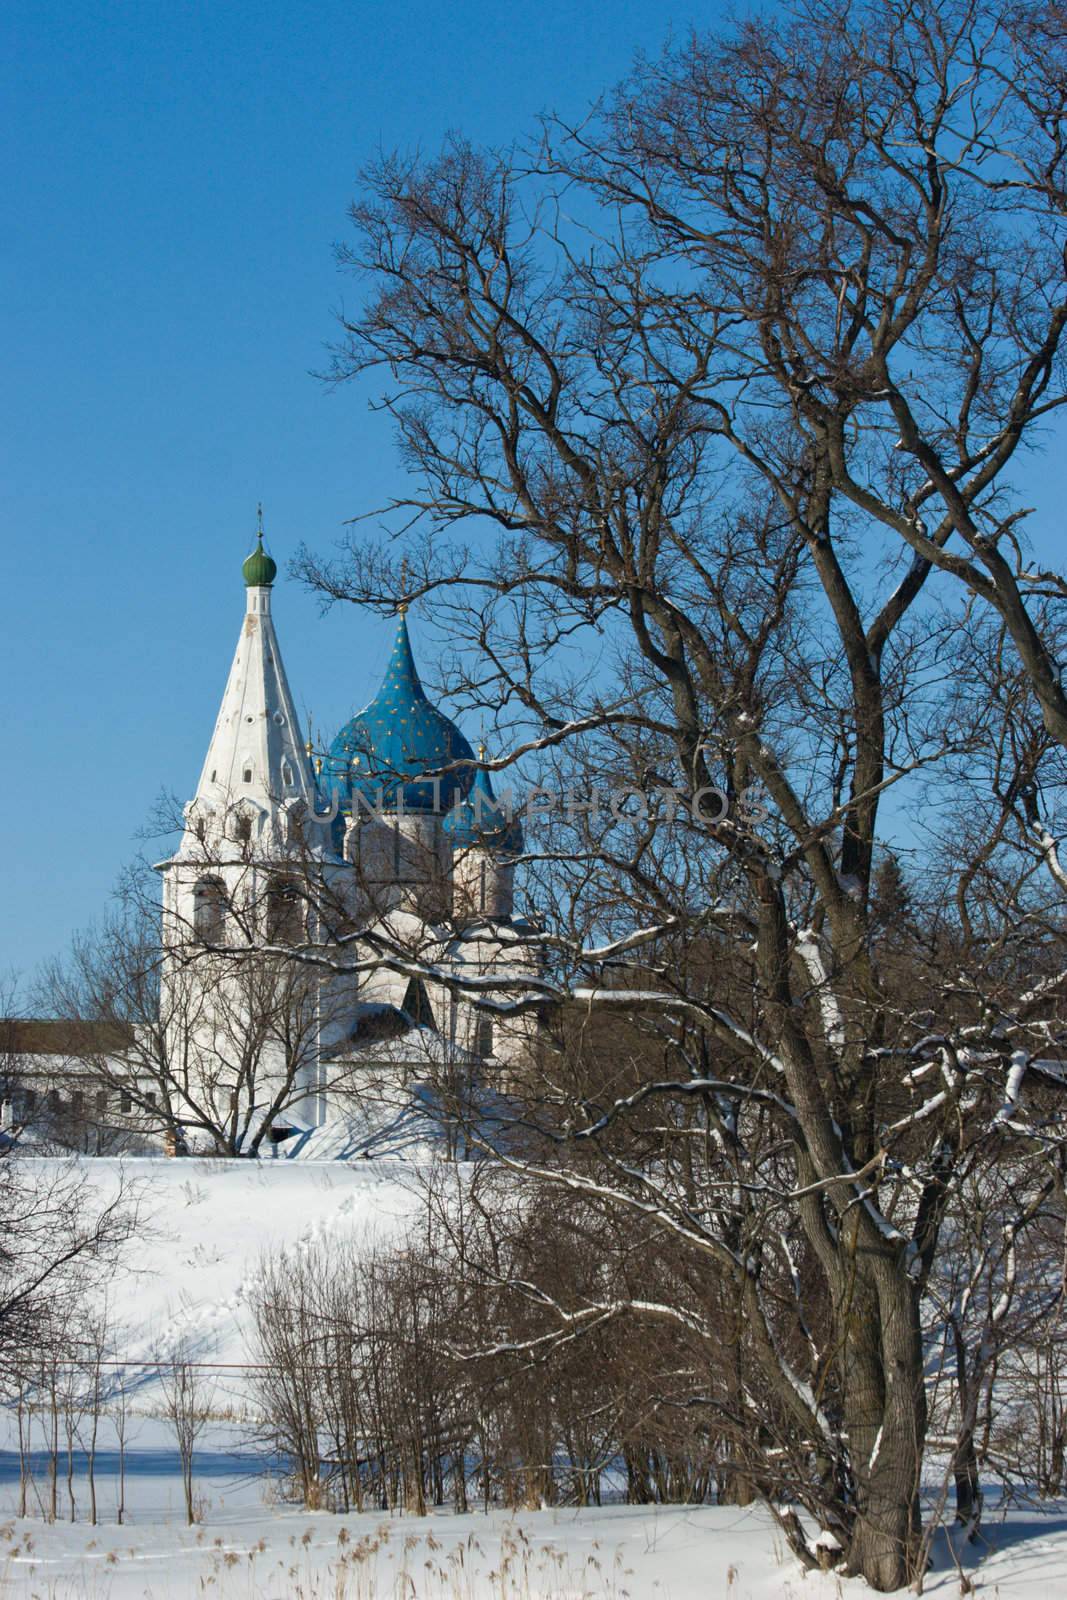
xmin=80 ymin=1303 xmax=111 ymax=1527
xmin=38 ymin=867 xmax=354 ymax=1158
xmin=0 ymin=1151 xmax=139 ymax=1382
xmin=110 ymin=1374 xmax=131 ymax=1526
xmin=274 ymin=4 xmax=1067 ymax=1588
xmin=159 ymin=1338 xmax=217 ymax=1525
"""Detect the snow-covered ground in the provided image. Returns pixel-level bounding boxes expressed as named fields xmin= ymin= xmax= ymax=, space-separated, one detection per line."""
xmin=3 ymin=1156 xmax=1066 ymax=1597
xmin=4 ymin=1496 xmax=1067 ymax=1598
xmin=17 ymin=1152 xmax=423 ymax=1377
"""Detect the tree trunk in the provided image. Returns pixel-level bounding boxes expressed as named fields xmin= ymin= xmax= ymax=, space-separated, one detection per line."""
xmin=952 ymin=1433 xmax=981 ymax=1536
xmin=842 ymin=1271 xmax=924 ymax=1591
xmin=16 ymin=1392 xmax=29 ymax=1518
xmin=950 ymin=1327 xmax=982 ymax=1538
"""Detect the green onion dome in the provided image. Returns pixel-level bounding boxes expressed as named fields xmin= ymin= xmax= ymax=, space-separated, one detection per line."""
xmin=242 ymin=532 xmax=277 ymax=588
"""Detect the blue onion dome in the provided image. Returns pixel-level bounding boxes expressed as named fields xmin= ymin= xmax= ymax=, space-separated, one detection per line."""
xmin=323 ymin=613 xmax=476 ymax=814
xmin=443 ymin=758 xmax=524 ymax=854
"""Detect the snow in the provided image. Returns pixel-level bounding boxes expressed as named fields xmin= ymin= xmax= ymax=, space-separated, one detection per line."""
xmin=794 ymin=928 xmax=846 ymax=1054
xmin=0 ymin=1501 xmax=840 ymax=1597
xmin=5 ymin=1154 xmax=421 ymax=1379
xmin=3 ymin=1491 xmax=1067 ymax=1597
xmin=4 ymin=1157 xmax=1067 ymax=1596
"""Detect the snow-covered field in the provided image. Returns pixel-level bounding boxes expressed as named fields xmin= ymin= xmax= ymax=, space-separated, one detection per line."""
xmin=3 ymin=1157 xmax=1066 ymax=1597
xmin=5 ymin=1497 xmax=1067 ymax=1599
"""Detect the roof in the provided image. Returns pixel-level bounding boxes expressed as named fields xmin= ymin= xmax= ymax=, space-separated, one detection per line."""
xmin=241 ymin=530 xmax=277 ymax=588
xmin=322 ymin=1005 xmax=481 ymax=1068
xmin=443 ymin=763 xmax=524 ymax=854
xmin=0 ymin=1018 xmax=135 ymax=1057
xmin=322 ymin=615 xmax=475 ymax=816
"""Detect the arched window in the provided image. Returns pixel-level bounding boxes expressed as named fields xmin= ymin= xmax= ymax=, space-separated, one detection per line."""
xmin=193 ymin=876 xmax=227 ymax=943
xmin=266 ymin=877 xmax=302 ymax=943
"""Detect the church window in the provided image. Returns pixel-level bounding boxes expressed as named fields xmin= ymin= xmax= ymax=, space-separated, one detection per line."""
xmin=72 ymin=1090 xmax=85 ymax=1118
xmin=243 ymin=766 xmax=253 ymax=782
xmin=120 ymin=1090 xmax=131 ymax=1114
xmin=96 ymin=1089 xmax=108 ymax=1116
xmin=193 ymin=876 xmax=227 ymax=943
xmin=266 ymin=877 xmax=302 ymax=943
xmin=234 ymin=813 xmax=252 ymax=844
xmin=474 ymin=1015 xmax=494 ymax=1058
xmin=282 ymin=760 xmax=294 ymax=787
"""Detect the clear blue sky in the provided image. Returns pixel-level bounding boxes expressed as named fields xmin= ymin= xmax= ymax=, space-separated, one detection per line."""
xmin=1 ymin=1 xmax=1063 ymax=984
xmin=1 ymin=0 xmax=713 ymax=983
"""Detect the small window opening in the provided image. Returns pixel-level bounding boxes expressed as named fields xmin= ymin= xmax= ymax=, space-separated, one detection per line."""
xmin=266 ymin=877 xmax=302 ymax=942
xmin=474 ymin=1015 xmax=494 ymax=1058
xmin=193 ymin=876 xmax=227 ymax=942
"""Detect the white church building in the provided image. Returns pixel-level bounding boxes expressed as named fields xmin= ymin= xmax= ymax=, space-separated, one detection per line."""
xmin=3 ymin=530 xmax=534 ymax=1156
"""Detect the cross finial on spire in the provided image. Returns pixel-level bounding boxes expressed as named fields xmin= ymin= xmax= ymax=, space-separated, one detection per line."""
xmin=398 ymin=557 xmax=410 ymax=616
xmin=256 ymin=502 xmax=264 ymax=542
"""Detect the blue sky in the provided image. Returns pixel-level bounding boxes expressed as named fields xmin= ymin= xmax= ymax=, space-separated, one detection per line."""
xmin=1 ymin=1 xmax=1063 ymax=984
xmin=0 ymin=0 xmax=706 ymax=981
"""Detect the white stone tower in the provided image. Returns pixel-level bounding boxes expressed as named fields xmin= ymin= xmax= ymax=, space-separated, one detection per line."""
xmin=157 ymin=522 xmax=339 ymax=1143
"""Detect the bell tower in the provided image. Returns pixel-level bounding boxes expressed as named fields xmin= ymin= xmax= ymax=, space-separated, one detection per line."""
xmin=156 ymin=517 xmax=337 ymax=1143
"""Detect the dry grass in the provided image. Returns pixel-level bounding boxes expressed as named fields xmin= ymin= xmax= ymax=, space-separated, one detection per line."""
xmin=2 ymin=1519 xmax=637 ymax=1599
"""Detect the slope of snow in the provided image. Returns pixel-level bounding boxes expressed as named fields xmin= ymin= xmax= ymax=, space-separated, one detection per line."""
xmin=10 ymin=1154 xmax=423 ymax=1382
